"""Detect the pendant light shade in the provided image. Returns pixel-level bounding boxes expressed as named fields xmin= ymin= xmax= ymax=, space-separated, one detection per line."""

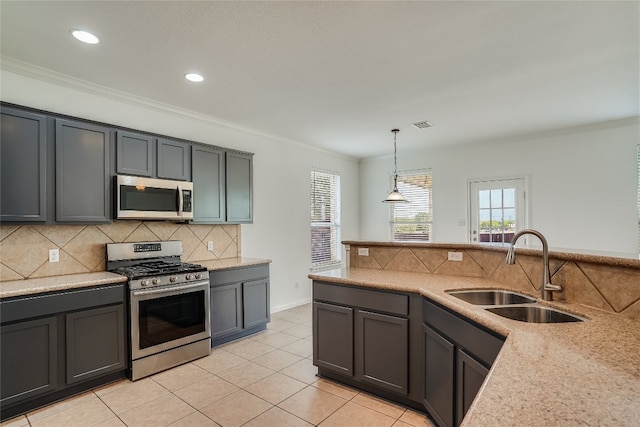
xmin=383 ymin=129 xmax=408 ymax=203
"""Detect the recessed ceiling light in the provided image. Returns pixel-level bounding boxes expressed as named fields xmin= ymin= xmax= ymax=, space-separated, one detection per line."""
xmin=71 ymin=29 xmax=100 ymax=44
xmin=185 ymin=73 xmax=204 ymax=83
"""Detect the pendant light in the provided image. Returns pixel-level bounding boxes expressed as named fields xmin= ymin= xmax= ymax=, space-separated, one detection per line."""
xmin=383 ymin=129 xmax=408 ymax=203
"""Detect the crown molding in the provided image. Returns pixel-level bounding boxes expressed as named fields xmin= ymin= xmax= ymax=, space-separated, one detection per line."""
xmin=0 ymin=57 xmax=356 ymax=161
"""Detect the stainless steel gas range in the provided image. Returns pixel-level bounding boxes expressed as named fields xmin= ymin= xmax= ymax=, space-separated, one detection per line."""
xmin=107 ymin=241 xmax=211 ymax=380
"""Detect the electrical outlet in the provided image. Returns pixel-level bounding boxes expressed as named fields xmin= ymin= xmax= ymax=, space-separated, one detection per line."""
xmin=49 ymin=249 xmax=60 ymax=263
xmin=448 ymin=251 xmax=463 ymax=262
xmin=207 ymin=241 xmax=214 ymax=251
xmin=357 ymin=247 xmax=369 ymax=256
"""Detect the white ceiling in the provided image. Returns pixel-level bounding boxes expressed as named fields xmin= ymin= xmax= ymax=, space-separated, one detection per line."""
xmin=1 ymin=1 xmax=638 ymax=159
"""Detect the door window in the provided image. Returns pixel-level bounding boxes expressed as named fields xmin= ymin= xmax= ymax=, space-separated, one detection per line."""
xmin=469 ymin=178 xmax=526 ymax=244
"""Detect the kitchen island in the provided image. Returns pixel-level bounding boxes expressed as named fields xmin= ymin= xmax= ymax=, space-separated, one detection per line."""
xmin=309 ymin=266 xmax=640 ymax=426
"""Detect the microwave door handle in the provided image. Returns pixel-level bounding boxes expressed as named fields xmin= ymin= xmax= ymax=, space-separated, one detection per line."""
xmin=177 ymin=185 xmax=184 ymax=217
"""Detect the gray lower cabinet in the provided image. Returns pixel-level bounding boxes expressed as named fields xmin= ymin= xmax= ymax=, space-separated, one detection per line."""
xmin=312 ymin=282 xmax=411 ymax=399
xmin=313 ymin=301 xmax=353 ymax=375
xmin=210 ymin=264 xmax=270 ymax=346
xmin=191 ymin=144 xmax=226 ymax=223
xmin=422 ymin=298 xmax=505 ymax=427
xmin=356 ymin=309 xmax=408 ymax=395
xmin=65 ymin=305 xmax=126 ymax=384
xmin=0 ymin=284 xmax=127 ymax=420
xmin=0 ymin=317 xmax=58 ymax=407
xmin=225 ymin=151 xmax=253 ymax=223
xmin=157 ymin=138 xmax=191 ymax=181
xmin=0 ymin=106 xmax=48 ymax=222
xmin=456 ymin=349 xmax=489 ymax=424
xmin=116 ymin=130 xmax=155 ymax=177
xmin=210 ymin=282 xmax=243 ymax=339
xmin=55 ymin=119 xmax=111 ymax=222
xmin=423 ymin=324 xmax=455 ymax=427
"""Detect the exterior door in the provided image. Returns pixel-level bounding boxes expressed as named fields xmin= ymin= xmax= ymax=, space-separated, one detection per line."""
xmin=469 ymin=178 xmax=526 ymax=244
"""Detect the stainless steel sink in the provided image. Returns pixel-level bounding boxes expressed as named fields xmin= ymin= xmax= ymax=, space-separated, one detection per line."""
xmin=446 ymin=289 xmax=536 ymax=305
xmin=485 ymin=305 xmax=585 ymax=323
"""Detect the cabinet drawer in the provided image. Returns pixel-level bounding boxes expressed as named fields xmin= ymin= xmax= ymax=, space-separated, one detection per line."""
xmin=314 ymin=282 xmax=408 ymax=316
xmin=423 ymin=298 xmax=504 ymax=367
xmin=210 ymin=264 xmax=269 ymax=285
xmin=1 ymin=284 xmax=125 ymax=324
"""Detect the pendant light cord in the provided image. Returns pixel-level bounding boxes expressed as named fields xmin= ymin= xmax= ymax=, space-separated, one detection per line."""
xmin=392 ymin=129 xmax=399 ymax=186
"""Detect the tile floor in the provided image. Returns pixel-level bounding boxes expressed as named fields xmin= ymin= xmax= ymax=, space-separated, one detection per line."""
xmin=1 ymin=304 xmax=435 ymax=427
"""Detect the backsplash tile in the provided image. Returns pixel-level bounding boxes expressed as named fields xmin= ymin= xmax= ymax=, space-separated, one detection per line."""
xmin=348 ymin=244 xmax=640 ymax=318
xmin=0 ymin=222 xmax=241 ymax=281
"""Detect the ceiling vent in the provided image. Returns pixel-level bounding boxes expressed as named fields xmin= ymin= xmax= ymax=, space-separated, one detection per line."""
xmin=411 ymin=120 xmax=433 ymax=129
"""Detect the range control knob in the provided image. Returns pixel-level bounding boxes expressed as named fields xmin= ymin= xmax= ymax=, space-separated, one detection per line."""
xmin=152 ymin=278 xmax=159 ymax=285
xmin=141 ymin=280 xmax=149 ymax=287
xmin=169 ymin=276 xmax=177 ymax=283
xmin=185 ymin=274 xmax=193 ymax=281
xmin=195 ymin=273 xmax=202 ymax=280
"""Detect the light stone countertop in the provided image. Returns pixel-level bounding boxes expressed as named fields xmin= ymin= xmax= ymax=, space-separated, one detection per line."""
xmin=309 ymin=267 xmax=640 ymax=427
xmin=0 ymin=257 xmax=271 ymax=299
xmin=0 ymin=272 xmax=128 ymax=299
xmin=197 ymin=257 xmax=271 ymax=271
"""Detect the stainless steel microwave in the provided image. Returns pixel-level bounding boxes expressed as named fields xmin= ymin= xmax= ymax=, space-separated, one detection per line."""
xmin=116 ymin=175 xmax=193 ymax=220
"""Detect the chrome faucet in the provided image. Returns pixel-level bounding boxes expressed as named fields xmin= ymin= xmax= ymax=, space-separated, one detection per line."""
xmin=506 ymin=229 xmax=563 ymax=301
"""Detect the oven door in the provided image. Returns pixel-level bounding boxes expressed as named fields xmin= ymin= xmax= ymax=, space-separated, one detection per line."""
xmin=130 ymin=280 xmax=210 ymax=360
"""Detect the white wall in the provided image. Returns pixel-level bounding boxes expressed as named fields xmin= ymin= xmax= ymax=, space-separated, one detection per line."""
xmin=360 ymin=119 xmax=640 ymax=256
xmin=0 ymin=69 xmax=360 ymax=311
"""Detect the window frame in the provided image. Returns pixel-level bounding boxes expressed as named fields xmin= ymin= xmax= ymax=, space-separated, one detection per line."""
xmin=389 ymin=169 xmax=433 ymax=242
xmin=310 ymin=169 xmax=342 ymax=271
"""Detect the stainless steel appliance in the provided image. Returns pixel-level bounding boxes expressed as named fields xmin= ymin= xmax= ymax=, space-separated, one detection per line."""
xmin=107 ymin=241 xmax=210 ymax=380
xmin=115 ymin=175 xmax=194 ymax=221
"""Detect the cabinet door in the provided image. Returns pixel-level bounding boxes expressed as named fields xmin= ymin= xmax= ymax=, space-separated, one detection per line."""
xmin=356 ymin=310 xmax=408 ymax=395
xmin=210 ymin=283 xmax=243 ymax=339
xmin=157 ymin=138 xmax=191 ymax=181
xmin=226 ymin=152 xmax=253 ymax=223
xmin=1 ymin=317 xmax=57 ymax=407
xmin=423 ymin=324 xmax=455 ymax=427
xmin=55 ymin=119 xmax=110 ymax=222
xmin=243 ymin=278 xmax=270 ymax=329
xmin=313 ymin=302 xmax=353 ymax=376
xmin=116 ymin=131 xmax=154 ymax=177
xmin=191 ymin=144 xmax=225 ymax=223
xmin=65 ymin=305 xmax=126 ymax=385
xmin=456 ymin=349 xmax=489 ymax=426
xmin=0 ymin=107 xmax=47 ymax=222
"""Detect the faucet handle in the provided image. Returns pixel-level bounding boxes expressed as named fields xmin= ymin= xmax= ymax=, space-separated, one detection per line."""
xmin=544 ymin=282 xmax=563 ymax=292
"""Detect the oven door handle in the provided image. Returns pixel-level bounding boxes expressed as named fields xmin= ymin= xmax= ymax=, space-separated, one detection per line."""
xmin=132 ymin=281 xmax=209 ymax=297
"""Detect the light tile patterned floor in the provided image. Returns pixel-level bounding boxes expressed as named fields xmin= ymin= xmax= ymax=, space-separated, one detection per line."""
xmin=2 ymin=304 xmax=435 ymax=427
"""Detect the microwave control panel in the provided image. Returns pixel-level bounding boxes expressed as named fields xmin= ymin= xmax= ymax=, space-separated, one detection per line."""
xmin=183 ymin=190 xmax=192 ymax=212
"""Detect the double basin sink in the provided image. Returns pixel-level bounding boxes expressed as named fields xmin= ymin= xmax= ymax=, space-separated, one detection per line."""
xmin=446 ymin=289 xmax=585 ymax=323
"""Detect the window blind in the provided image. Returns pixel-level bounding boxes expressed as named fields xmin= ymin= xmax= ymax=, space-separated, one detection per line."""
xmin=390 ymin=170 xmax=433 ymax=241
xmin=311 ymin=170 xmax=341 ymax=269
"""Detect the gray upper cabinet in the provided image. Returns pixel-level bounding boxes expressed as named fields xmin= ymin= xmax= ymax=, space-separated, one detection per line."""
xmin=1 ymin=103 xmax=254 ymax=225
xmin=0 ymin=107 xmax=47 ymax=222
xmin=116 ymin=131 xmax=154 ymax=177
xmin=191 ymin=144 xmax=225 ymax=223
xmin=157 ymin=138 xmax=191 ymax=181
xmin=55 ymin=119 xmax=111 ymax=223
xmin=226 ymin=151 xmax=253 ymax=223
